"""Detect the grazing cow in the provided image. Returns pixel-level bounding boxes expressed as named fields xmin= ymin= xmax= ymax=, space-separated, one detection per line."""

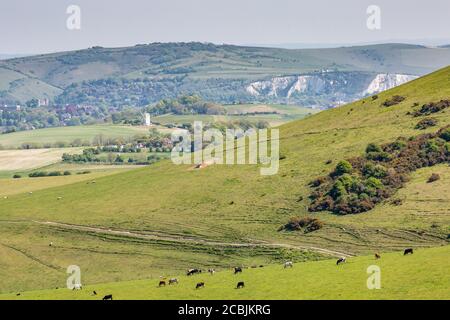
xmin=158 ymin=280 xmax=166 ymax=287
xmin=169 ymin=278 xmax=179 ymax=285
xmin=102 ymin=294 xmax=113 ymax=300
xmin=196 ymin=282 xmax=205 ymax=289
xmin=404 ymin=248 xmax=414 ymax=255
xmin=187 ymin=268 xmax=201 ymax=276
xmin=284 ymin=261 xmax=293 ymax=268
xmin=208 ymin=268 xmax=215 ymax=275
xmin=49 ymin=242 xmax=53 ymax=247
xmin=375 ymin=253 xmax=381 ymax=259
xmin=234 ymin=267 xmax=242 ymax=274
xmin=92 ymin=291 xmax=97 ymax=296
xmin=16 ymin=293 xmax=20 ymax=296
xmin=336 ymin=257 xmax=346 ymax=265
xmin=236 ymin=282 xmax=245 ymax=289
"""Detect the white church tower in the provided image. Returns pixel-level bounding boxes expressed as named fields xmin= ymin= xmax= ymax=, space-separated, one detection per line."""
xmin=144 ymin=113 xmax=151 ymax=126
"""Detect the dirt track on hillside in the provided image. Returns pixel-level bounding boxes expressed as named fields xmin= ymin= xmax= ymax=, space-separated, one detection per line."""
xmin=32 ymin=220 xmax=353 ymax=258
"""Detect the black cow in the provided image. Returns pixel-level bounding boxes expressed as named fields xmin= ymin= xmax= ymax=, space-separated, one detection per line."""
xmin=336 ymin=257 xmax=346 ymax=265
xmin=102 ymin=294 xmax=113 ymax=300
xmin=236 ymin=281 xmax=245 ymax=289
xmin=234 ymin=267 xmax=242 ymax=274
xmin=187 ymin=268 xmax=201 ymax=276
xmin=404 ymin=248 xmax=414 ymax=255
xmin=196 ymin=282 xmax=205 ymax=289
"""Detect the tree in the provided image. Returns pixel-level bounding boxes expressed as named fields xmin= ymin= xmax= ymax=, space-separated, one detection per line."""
xmin=26 ymin=98 xmax=39 ymax=108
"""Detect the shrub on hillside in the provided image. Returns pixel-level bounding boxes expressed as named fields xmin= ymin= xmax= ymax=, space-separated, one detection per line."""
xmin=333 ymin=160 xmax=353 ymax=176
xmin=412 ymin=99 xmax=450 ymax=117
xmin=309 ymin=126 xmax=450 ymax=215
xmin=382 ymin=95 xmax=406 ymax=107
xmin=439 ymin=128 xmax=450 ymax=142
xmin=415 ymin=118 xmax=438 ymax=130
xmin=12 ymin=174 xmax=21 ymax=179
xmin=366 ymin=143 xmax=382 ymax=153
xmin=282 ymin=217 xmax=323 ymax=233
xmin=427 ymin=173 xmax=440 ymax=183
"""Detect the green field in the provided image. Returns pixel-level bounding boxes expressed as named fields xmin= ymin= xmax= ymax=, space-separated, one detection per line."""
xmin=0 ymin=125 xmax=150 ymax=149
xmin=152 ymin=104 xmax=318 ymax=127
xmin=0 ymin=66 xmax=449 ymax=297
xmin=1 ymin=245 xmax=448 ymax=300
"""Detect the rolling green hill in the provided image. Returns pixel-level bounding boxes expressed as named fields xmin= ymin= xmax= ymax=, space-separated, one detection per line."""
xmin=1 ymin=43 xmax=450 ymax=106
xmin=0 ymin=66 xmax=449 ymax=296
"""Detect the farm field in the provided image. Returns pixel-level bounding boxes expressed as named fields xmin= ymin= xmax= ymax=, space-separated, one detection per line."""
xmin=1 ymin=245 xmax=449 ymax=300
xmin=152 ymin=104 xmax=318 ymax=127
xmin=0 ymin=66 xmax=449 ymax=297
xmin=0 ymin=148 xmax=82 ymax=172
xmin=0 ymin=125 xmax=150 ymax=149
xmin=0 ymin=169 xmax=131 ymax=197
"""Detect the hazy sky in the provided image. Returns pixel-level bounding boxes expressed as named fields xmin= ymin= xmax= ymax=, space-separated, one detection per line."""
xmin=1 ymin=0 xmax=449 ymax=54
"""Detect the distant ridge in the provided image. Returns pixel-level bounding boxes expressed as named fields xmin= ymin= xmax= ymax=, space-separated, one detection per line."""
xmin=1 ymin=42 xmax=449 ymax=107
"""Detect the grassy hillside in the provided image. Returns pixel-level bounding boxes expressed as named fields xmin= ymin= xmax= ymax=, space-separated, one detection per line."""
xmin=0 ymin=125 xmax=149 ymax=149
xmin=2 ymin=245 xmax=448 ymax=300
xmin=0 ymin=66 xmax=449 ymax=294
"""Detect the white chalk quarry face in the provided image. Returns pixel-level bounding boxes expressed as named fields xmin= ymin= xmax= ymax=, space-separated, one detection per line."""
xmin=245 ymin=72 xmax=418 ymax=106
xmin=363 ymin=74 xmax=418 ymax=95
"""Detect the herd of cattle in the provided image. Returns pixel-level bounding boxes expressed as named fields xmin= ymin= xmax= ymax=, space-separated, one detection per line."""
xmin=153 ymin=248 xmax=415 ymax=293
xmin=59 ymin=247 xmax=415 ymax=300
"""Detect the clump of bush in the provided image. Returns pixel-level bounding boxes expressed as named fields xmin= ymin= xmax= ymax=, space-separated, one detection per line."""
xmin=427 ymin=173 xmax=440 ymax=183
xmin=390 ymin=198 xmax=403 ymax=206
xmin=415 ymin=118 xmax=438 ymax=130
xmin=333 ymin=160 xmax=353 ymax=176
xmin=281 ymin=217 xmax=323 ymax=233
xmin=440 ymin=128 xmax=450 ymax=142
xmin=382 ymin=95 xmax=406 ymax=107
xmin=412 ymin=99 xmax=450 ymax=117
xmin=12 ymin=174 xmax=21 ymax=179
xmin=28 ymin=171 xmax=65 ymax=178
xmin=309 ymin=126 xmax=450 ymax=215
